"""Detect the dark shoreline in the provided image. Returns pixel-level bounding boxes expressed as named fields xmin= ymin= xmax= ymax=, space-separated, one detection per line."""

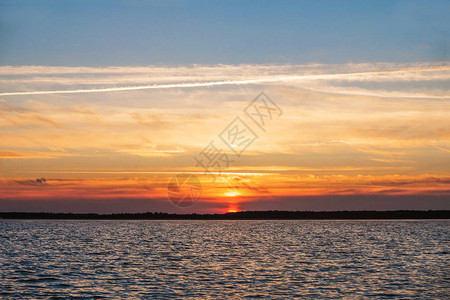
xmin=0 ymin=210 xmax=448 ymax=220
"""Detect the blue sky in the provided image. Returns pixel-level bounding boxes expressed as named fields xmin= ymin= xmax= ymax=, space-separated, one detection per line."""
xmin=1 ymin=0 xmax=449 ymax=66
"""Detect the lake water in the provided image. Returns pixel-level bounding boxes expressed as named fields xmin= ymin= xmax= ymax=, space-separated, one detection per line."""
xmin=0 ymin=220 xmax=448 ymax=298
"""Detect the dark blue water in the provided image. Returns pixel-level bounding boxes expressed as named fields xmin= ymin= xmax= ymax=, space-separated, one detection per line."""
xmin=0 ymin=220 xmax=448 ymax=298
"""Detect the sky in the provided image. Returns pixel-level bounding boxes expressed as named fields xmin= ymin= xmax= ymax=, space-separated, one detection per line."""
xmin=0 ymin=0 xmax=449 ymax=213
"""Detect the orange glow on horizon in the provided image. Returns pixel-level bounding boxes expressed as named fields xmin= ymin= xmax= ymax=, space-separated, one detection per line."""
xmin=1 ymin=173 xmax=450 ymax=201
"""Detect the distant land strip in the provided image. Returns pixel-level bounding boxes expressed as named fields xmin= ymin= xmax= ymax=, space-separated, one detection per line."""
xmin=0 ymin=211 xmax=448 ymax=220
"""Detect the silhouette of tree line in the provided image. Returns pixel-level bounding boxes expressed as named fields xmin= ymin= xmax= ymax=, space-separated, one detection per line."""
xmin=0 ymin=210 xmax=448 ymax=220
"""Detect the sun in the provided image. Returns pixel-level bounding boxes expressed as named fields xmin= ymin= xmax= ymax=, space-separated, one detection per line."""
xmin=224 ymin=191 xmax=240 ymax=197
xmin=227 ymin=209 xmax=239 ymax=213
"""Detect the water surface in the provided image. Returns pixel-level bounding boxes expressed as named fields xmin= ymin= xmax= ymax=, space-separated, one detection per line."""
xmin=0 ymin=220 xmax=448 ymax=298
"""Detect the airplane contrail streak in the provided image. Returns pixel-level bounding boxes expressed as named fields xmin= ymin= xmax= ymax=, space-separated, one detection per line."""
xmin=0 ymin=77 xmax=286 ymax=96
xmin=0 ymin=66 xmax=449 ymax=96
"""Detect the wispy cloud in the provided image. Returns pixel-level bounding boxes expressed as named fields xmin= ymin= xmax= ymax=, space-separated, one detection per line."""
xmin=1 ymin=63 xmax=449 ymax=97
xmin=1 ymin=62 xmax=449 ymax=211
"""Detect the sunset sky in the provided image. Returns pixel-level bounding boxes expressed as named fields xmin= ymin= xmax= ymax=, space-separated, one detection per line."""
xmin=0 ymin=0 xmax=449 ymax=213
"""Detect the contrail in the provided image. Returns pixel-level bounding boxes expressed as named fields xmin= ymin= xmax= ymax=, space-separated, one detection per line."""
xmin=0 ymin=66 xmax=449 ymax=96
xmin=0 ymin=77 xmax=287 ymax=96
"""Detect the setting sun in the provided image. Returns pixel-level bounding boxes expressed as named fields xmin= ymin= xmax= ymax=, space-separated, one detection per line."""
xmin=224 ymin=191 xmax=241 ymax=197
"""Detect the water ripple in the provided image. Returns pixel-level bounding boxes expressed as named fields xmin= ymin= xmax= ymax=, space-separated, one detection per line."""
xmin=0 ymin=220 xmax=448 ymax=298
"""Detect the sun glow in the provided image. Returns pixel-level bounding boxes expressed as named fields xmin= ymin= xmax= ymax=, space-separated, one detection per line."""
xmin=224 ymin=191 xmax=241 ymax=197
